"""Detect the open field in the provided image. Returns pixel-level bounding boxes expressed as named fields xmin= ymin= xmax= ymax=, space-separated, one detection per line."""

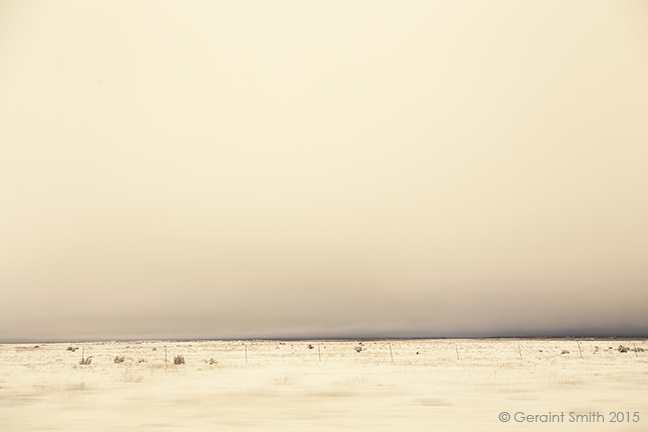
xmin=1 ymin=338 xmax=646 ymax=431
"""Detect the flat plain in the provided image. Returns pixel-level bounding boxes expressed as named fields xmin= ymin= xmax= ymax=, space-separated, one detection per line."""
xmin=0 ymin=338 xmax=646 ymax=431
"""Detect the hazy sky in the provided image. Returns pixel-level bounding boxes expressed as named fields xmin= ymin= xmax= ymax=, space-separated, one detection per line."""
xmin=1 ymin=1 xmax=647 ymax=342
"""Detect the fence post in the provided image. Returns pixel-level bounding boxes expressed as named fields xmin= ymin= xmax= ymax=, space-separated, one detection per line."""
xmin=577 ymin=341 xmax=583 ymax=359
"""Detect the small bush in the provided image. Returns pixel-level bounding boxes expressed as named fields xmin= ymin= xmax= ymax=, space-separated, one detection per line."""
xmin=174 ymin=355 xmax=185 ymax=365
xmin=67 ymin=346 xmax=77 ymax=352
xmin=560 ymin=350 xmax=570 ymax=354
xmin=114 ymin=356 xmax=125 ymax=364
xmin=307 ymin=344 xmax=314 ymax=349
xmin=80 ymin=356 xmax=92 ymax=365
xmin=209 ymin=358 xmax=217 ymax=365
xmin=355 ymin=346 xmax=363 ymax=353
xmin=618 ymin=345 xmax=629 ymax=353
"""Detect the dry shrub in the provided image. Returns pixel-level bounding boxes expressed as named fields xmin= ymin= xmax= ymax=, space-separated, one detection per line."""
xmin=80 ymin=356 xmax=92 ymax=365
xmin=174 ymin=355 xmax=185 ymax=365
xmin=114 ymin=356 xmax=125 ymax=364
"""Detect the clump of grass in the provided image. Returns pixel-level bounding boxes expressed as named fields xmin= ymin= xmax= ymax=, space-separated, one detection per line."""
xmin=114 ymin=356 xmax=125 ymax=364
xmin=67 ymin=346 xmax=77 ymax=352
xmin=618 ymin=345 xmax=629 ymax=353
xmin=209 ymin=358 xmax=217 ymax=365
xmin=174 ymin=355 xmax=185 ymax=365
xmin=79 ymin=356 xmax=92 ymax=365
xmin=355 ymin=346 xmax=363 ymax=353
xmin=561 ymin=350 xmax=570 ymax=354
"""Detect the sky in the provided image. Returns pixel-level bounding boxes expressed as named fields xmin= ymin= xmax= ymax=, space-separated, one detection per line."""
xmin=1 ymin=1 xmax=647 ymax=342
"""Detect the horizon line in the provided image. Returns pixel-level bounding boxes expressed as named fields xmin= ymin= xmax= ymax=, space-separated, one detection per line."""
xmin=2 ymin=334 xmax=647 ymax=344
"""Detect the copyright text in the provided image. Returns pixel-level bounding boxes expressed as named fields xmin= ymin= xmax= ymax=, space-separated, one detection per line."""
xmin=499 ymin=412 xmax=640 ymax=423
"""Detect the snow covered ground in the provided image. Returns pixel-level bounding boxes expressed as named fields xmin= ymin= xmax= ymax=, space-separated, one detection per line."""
xmin=0 ymin=338 xmax=646 ymax=431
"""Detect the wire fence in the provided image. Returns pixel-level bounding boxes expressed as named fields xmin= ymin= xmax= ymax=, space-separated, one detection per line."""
xmin=2 ymin=339 xmax=645 ymax=369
